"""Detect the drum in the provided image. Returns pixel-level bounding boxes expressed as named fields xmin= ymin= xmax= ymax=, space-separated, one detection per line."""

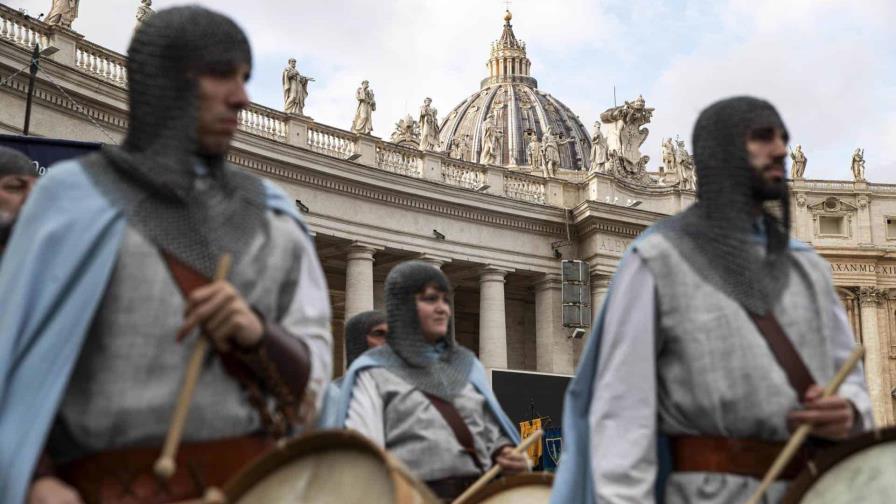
xmin=462 ymin=473 xmax=554 ymax=504
xmin=782 ymin=427 xmax=896 ymax=503
xmin=218 ymin=430 xmax=439 ymax=504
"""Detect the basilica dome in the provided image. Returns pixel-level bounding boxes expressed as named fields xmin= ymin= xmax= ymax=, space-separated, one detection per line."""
xmin=438 ymin=11 xmax=591 ymax=171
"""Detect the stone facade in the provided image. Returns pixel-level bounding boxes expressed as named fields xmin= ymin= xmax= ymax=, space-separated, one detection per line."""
xmin=2 ymin=4 xmax=894 ymax=426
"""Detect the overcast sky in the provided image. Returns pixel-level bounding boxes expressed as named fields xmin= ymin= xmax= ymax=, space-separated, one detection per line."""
xmin=10 ymin=0 xmax=896 ymax=182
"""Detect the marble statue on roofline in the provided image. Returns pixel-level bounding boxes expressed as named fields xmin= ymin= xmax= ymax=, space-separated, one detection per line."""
xmin=418 ymin=97 xmax=440 ymax=151
xmin=390 ymin=114 xmax=420 ymax=147
xmin=352 ymin=80 xmax=376 ymax=135
xmin=851 ymin=148 xmax=866 ymax=181
xmin=590 ymin=122 xmax=609 ymax=173
xmin=790 ymin=144 xmax=807 ymax=179
xmin=283 ymin=59 xmax=313 ymax=116
xmin=479 ymin=111 xmax=502 ymax=165
xmin=46 ymin=0 xmax=79 ymax=28
xmin=136 ymin=0 xmax=154 ymax=24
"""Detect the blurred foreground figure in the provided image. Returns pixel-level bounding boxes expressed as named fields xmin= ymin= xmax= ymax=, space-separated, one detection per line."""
xmin=330 ymin=261 xmax=528 ymax=500
xmin=0 ymin=146 xmax=37 ymax=256
xmin=0 ymin=6 xmax=331 ymax=503
xmin=552 ymin=97 xmax=872 ymax=504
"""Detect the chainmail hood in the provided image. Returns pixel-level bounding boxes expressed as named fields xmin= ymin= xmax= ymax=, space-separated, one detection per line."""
xmin=654 ymin=96 xmax=791 ymax=315
xmin=0 ymin=147 xmax=35 ymax=177
xmin=366 ymin=261 xmax=475 ymax=399
xmin=344 ymin=310 xmax=386 ymax=368
xmin=85 ymin=6 xmax=266 ymax=278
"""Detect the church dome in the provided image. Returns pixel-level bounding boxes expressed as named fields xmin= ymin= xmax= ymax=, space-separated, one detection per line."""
xmin=439 ymin=11 xmax=591 ymax=171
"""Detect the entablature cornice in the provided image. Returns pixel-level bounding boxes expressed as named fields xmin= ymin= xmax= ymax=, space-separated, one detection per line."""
xmin=227 ymin=147 xmax=568 ymax=237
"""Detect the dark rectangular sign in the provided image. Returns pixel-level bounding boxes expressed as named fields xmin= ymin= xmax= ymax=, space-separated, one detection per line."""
xmin=490 ymin=368 xmax=571 ymax=431
xmin=0 ymin=134 xmax=101 ymax=175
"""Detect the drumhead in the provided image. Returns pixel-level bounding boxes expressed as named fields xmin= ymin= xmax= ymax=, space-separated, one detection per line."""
xmin=783 ymin=427 xmax=896 ymax=504
xmin=223 ymin=430 xmax=438 ymax=504
xmin=465 ymin=472 xmax=554 ymax=504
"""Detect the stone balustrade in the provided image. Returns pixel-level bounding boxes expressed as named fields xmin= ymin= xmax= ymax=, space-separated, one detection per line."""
xmin=504 ymin=173 xmax=546 ymax=204
xmin=442 ymin=160 xmax=487 ymax=189
xmin=238 ymin=103 xmax=288 ymax=141
xmin=307 ymin=123 xmax=355 ymax=158
xmin=0 ymin=8 xmax=48 ymax=51
xmin=75 ymin=40 xmax=128 ymax=86
xmin=376 ymin=143 xmax=422 ymax=178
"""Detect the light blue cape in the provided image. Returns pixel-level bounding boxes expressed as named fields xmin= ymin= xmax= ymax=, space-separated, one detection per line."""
xmin=0 ymin=160 xmax=306 ymax=504
xmin=325 ymin=351 xmax=521 ymax=447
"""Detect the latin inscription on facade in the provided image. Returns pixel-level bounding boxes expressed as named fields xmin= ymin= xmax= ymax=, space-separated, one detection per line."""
xmin=829 ymin=263 xmax=896 ymax=276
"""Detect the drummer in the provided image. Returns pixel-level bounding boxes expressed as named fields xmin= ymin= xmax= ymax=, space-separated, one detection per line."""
xmin=551 ymin=97 xmax=873 ymax=504
xmin=330 ymin=261 xmax=529 ymax=500
xmin=318 ymin=311 xmax=387 ymax=426
xmin=0 ymin=6 xmax=332 ymax=504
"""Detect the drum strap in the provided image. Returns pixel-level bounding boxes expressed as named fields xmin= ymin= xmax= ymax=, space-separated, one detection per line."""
xmin=423 ymin=393 xmax=486 ymax=473
xmin=748 ymin=311 xmax=815 ymax=398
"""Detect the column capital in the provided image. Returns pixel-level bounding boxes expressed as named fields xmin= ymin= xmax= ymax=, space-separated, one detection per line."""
xmin=416 ymin=253 xmax=452 ymax=269
xmin=534 ymin=272 xmax=562 ymax=291
xmin=479 ymin=265 xmax=513 ymax=283
xmin=859 ymin=286 xmax=886 ymax=306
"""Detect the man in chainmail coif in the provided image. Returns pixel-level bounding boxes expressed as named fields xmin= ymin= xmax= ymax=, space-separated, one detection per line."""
xmin=329 ymin=261 xmax=528 ymax=500
xmin=551 ymin=97 xmax=871 ymax=504
xmin=0 ymin=6 xmax=332 ymax=504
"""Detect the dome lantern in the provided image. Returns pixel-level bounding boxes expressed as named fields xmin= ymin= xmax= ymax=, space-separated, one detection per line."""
xmin=439 ymin=11 xmax=592 ymax=173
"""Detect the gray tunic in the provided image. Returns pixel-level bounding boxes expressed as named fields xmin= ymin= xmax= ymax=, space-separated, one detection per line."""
xmin=49 ymin=211 xmax=332 ymax=462
xmin=589 ymin=233 xmax=872 ymax=504
xmin=346 ymin=367 xmax=514 ymax=481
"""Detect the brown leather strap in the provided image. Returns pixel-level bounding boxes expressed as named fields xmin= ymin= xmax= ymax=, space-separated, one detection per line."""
xmin=749 ymin=312 xmax=815 ymax=398
xmin=671 ymin=435 xmax=809 ymax=480
xmin=161 ymin=251 xmax=209 ymax=297
xmin=423 ymin=393 xmax=486 ymax=473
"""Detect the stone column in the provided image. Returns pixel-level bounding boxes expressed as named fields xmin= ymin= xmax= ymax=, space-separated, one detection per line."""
xmin=859 ymin=287 xmax=887 ymax=426
xmin=590 ymin=274 xmax=612 ymax=317
xmin=535 ymin=273 xmax=574 ymax=374
xmin=344 ymin=242 xmax=381 ymax=321
xmin=479 ymin=266 xmax=511 ymax=370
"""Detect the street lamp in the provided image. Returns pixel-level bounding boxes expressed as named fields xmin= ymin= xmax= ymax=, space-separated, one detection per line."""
xmin=22 ymin=43 xmax=59 ymax=136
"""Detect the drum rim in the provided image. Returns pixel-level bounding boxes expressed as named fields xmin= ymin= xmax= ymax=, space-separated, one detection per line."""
xmin=781 ymin=426 xmax=896 ymax=503
xmin=221 ymin=429 xmax=437 ymax=502
xmin=463 ymin=472 xmax=555 ymax=503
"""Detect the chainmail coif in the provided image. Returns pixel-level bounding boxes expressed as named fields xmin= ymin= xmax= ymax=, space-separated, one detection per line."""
xmin=653 ymin=96 xmax=791 ymax=315
xmin=364 ymin=261 xmax=476 ymax=400
xmin=83 ymin=6 xmax=266 ymax=278
xmin=344 ymin=310 xmax=386 ymax=368
xmin=0 ymin=147 xmax=35 ymax=177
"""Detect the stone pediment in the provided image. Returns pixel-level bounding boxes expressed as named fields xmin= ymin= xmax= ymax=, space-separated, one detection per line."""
xmin=808 ymin=196 xmax=858 ymax=214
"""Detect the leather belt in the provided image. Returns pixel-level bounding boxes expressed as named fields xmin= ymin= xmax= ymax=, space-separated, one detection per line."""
xmin=670 ymin=435 xmax=811 ymax=481
xmin=425 ymin=475 xmax=479 ymax=501
xmin=57 ymin=434 xmax=273 ymax=504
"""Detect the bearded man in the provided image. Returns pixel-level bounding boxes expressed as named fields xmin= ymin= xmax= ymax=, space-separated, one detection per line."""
xmin=0 ymin=7 xmax=331 ymax=503
xmin=0 ymin=146 xmax=37 ymax=257
xmin=551 ymin=97 xmax=871 ymax=504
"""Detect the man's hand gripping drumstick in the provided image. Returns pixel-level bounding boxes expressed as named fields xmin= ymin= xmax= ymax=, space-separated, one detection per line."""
xmin=745 ymin=345 xmax=865 ymax=504
xmin=154 ymin=254 xmax=266 ymax=479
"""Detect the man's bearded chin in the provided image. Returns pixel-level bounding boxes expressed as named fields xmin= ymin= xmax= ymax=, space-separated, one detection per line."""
xmin=751 ymin=157 xmax=789 ymax=201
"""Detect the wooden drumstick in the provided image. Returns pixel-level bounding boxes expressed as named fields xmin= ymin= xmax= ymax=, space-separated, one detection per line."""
xmin=745 ymin=345 xmax=864 ymax=504
xmin=154 ymin=255 xmax=233 ymax=480
xmin=452 ymin=429 xmax=543 ymax=504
